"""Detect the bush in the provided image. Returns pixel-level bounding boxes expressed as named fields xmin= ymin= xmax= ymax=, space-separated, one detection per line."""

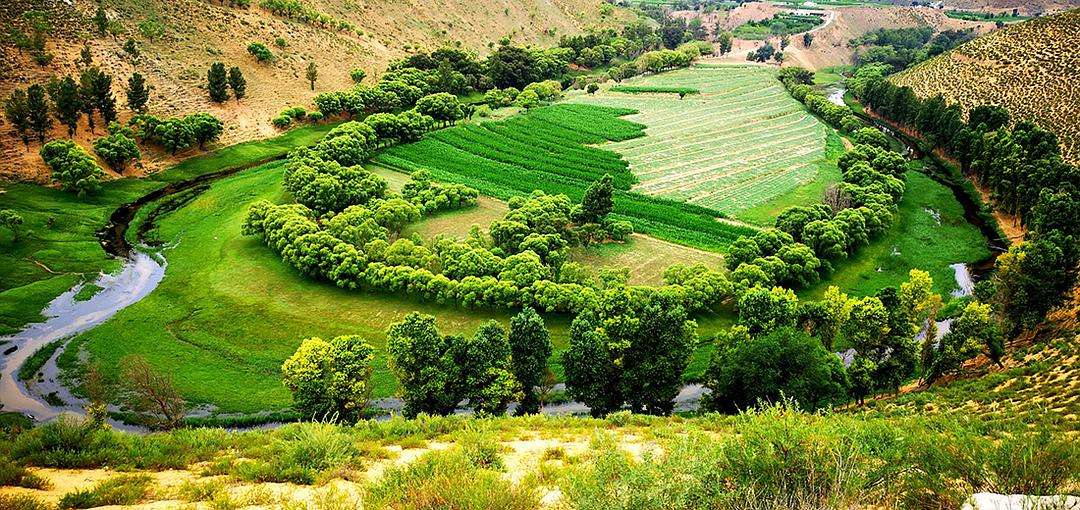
xmin=39 ymin=140 xmax=104 ymax=196
xmin=247 ymin=42 xmax=273 ymax=62
xmin=703 ymin=327 xmax=849 ymax=413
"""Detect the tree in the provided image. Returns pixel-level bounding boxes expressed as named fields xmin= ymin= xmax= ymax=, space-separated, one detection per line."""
xmin=48 ymin=76 xmax=83 ymax=138
xmin=0 ymin=209 xmax=23 ymax=242
xmin=458 ymin=320 xmax=519 ymax=416
xmin=577 ymin=174 xmax=614 ymax=224
xmin=26 ymin=84 xmax=51 ymax=143
xmin=990 ymin=232 xmax=1079 ymax=336
xmin=119 ymin=355 xmax=187 ymax=430
xmin=207 ymin=62 xmax=229 ymax=102
xmin=184 ymin=113 xmax=223 ymax=150
xmin=93 ymin=132 xmax=140 ymax=172
xmin=586 ymin=83 xmax=599 ymax=94
xmin=40 ymin=140 xmax=104 ymax=195
xmin=803 ymin=32 xmax=814 ymax=47
xmin=853 ymin=127 xmax=889 ymax=149
xmin=386 ymin=312 xmax=461 ymax=417
xmin=126 ymin=72 xmax=150 ymax=112
xmin=485 ymin=45 xmax=538 ymax=89
xmin=228 ymin=67 xmax=245 ymax=101
xmin=94 ymin=1 xmax=108 ymax=36
xmin=509 ymin=308 xmax=551 ymax=415
xmin=306 ymin=61 xmax=318 ymax=91
xmin=737 ymin=286 xmax=799 ymax=336
xmin=716 ymin=31 xmax=732 ymax=55
xmin=137 ymin=19 xmax=164 ymax=42
xmin=414 ymin=92 xmax=463 ymax=126
xmin=281 ymin=335 xmax=375 ymax=422
xmin=704 ymin=326 xmax=847 ymax=413
xmin=349 ymin=68 xmax=366 ymax=84
xmin=4 ymin=89 xmax=32 ymax=147
xmin=78 ymin=45 xmax=93 ymax=67
xmin=925 ymin=301 xmax=1001 ymax=384
xmin=373 ymin=198 xmax=421 ymax=234
xmin=79 ymin=67 xmax=117 ymax=131
xmin=154 ymin=118 xmax=196 ymax=154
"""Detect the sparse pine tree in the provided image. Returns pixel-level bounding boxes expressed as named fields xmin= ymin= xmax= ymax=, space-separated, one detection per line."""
xmin=48 ymin=76 xmax=83 ymax=137
xmin=26 ymin=84 xmax=52 ymax=143
xmin=228 ymin=66 xmax=246 ymax=101
xmin=126 ymin=72 xmax=150 ymax=112
xmin=4 ymin=89 xmax=33 ymax=147
xmin=306 ymin=61 xmax=318 ymax=91
xmin=94 ymin=1 xmax=108 ymax=36
xmin=78 ymin=45 xmax=93 ymax=67
xmin=207 ymin=62 xmax=229 ymax=103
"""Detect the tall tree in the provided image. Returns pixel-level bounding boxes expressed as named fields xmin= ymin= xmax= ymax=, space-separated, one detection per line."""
xmin=48 ymin=76 xmax=83 ymax=137
xmin=80 ymin=67 xmax=116 ymax=130
xmin=94 ymin=1 xmax=108 ymax=36
xmin=306 ymin=61 xmax=318 ymax=91
xmin=126 ymin=72 xmax=150 ymax=112
xmin=578 ymin=174 xmax=614 ymax=223
xmin=207 ymin=62 xmax=229 ymax=103
xmin=281 ymin=335 xmax=375 ymax=421
xmin=508 ymin=308 xmax=551 ymax=415
xmin=3 ymin=89 xmax=32 ymax=147
xmin=228 ymin=66 xmax=246 ymax=101
xmin=26 ymin=84 xmax=51 ymax=143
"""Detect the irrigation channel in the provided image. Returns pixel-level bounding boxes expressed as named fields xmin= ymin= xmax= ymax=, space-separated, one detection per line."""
xmin=0 ymin=99 xmax=1004 ymax=427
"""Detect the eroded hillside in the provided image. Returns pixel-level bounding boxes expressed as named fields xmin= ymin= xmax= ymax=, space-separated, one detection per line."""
xmin=0 ymin=0 xmax=625 ymax=180
xmin=892 ymin=9 xmax=1080 ymax=164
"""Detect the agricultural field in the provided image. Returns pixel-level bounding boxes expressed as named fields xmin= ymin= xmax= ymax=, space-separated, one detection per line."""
xmin=375 ymin=103 xmax=758 ymax=250
xmin=731 ymin=11 xmax=826 ymax=39
xmin=571 ymin=65 xmax=838 ymax=224
xmin=892 ymin=9 xmax=1080 ymax=164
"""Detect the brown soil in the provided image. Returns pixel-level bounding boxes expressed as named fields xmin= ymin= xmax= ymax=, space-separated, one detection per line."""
xmin=0 ymin=0 xmax=629 ymax=182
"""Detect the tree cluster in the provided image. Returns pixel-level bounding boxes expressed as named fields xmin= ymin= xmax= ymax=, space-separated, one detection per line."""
xmin=39 ymin=139 xmax=104 ymax=196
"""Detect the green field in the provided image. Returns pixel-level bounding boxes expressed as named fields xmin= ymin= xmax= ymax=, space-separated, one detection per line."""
xmin=62 ymin=162 xmax=734 ymax=414
xmin=375 ymin=103 xmax=757 ymax=250
xmin=571 ymin=65 xmax=838 ymax=223
xmin=0 ymin=123 xmax=338 ymax=335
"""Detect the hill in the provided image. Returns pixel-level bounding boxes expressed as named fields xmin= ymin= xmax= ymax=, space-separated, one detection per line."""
xmin=892 ymin=9 xmax=1080 ymax=164
xmin=0 ymin=0 xmax=626 ymax=181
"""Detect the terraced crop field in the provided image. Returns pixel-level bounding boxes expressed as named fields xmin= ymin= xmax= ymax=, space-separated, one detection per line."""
xmin=374 ymin=103 xmax=758 ymax=250
xmin=571 ymin=64 xmax=836 ymax=222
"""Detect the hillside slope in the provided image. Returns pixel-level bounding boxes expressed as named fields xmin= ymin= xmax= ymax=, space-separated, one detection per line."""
xmin=892 ymin=9 xmax=1080 ymax=164
xmin=0 ymin=0 xmax=624 ymax=181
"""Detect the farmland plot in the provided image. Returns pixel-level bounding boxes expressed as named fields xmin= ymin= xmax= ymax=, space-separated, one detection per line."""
xmin=571 ymin=64 xmax=835 ymax=221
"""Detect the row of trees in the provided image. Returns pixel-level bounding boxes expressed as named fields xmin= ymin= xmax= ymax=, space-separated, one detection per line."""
xmin=856 ymin=76 xmax=1079 ymax=337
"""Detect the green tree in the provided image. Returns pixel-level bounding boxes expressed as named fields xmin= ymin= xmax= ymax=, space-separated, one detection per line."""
xmin=716 ymin=31 xmax=732 ymax=55
xmin=185 ymin=112 xmax=223 ymax=149
xmin=49 ymin=76 xmax=83 ymax=137
xmin=803 ymin=32 xmax=814 ymax=47
xmin=94 ymin=1 xmax=108 ymax=36
xmin=508 ymin=308 xmax=552 ymax=415
xmin=154 ymin=118 xmax=195 ymax=154
xmin=577 ymin=174 xmax=614 ymax=224
xmin=0 ymin=209 xmax=23 ymax=242
xmin=137 ymin=19 xmax=164 ymax=42
xmin=349 ymin=68 xmax=366 ymax=84
xmin=228 ymin=67 xmax=246 ymax=102
xmin=126 ymin=72 xmax=150 ymax=112
xmin=704 ymin=326 xmax=848 ymax=413
xmin=414 ymin=92 xmax=463 ymax=126
xmin=737 ymin=286 xmax=799 ymax=336
xmin=207 ymin=62 xmax=229 ymax=103
xmin=79 ymin=67 xmax=117 ymax=131
xmin=925 ymin=301 xmax=1002 ymax=384
xmin=386 ymin=312 xmax=461 ymax=417
xmin=93 ymin=131 xmax=140 ymax=172
xmin=26 ymin=84 xmax=51 ymax=143
xmin=457 ymin=320 xmax=519 ymax=416
xmin=281 ymin=335 xmax=375 ymax=422
xmin=306 ymin=61 xmax=318 ymax=91
xmin=853 ymin=127 xmax=889 ymax=148
xmin=373 ymin=198 xmax=421 ymax=234
xmin=4 ymin=89 xmax=32 ymax=147
xmin=39 ymin=139 xmax=103 ymax=195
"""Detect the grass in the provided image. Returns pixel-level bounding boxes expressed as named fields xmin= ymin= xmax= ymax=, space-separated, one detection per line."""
xmin=801 ymin=170 xmax=991 ymax=299
xmin=57 ymin=474 xmax=153 ymax=509
xmin=609 ymin=85 xmax=700 ymax=95
xmin=61 ymin=162 xmax=734 ymax=414
xmin=572 ymin=65 xmax=835 ymax=223
xmin=72 ymin=283 xmax=103 ymax=302
xmin=16 ymin=338 xmax=64 ymax=382
xmin=0 ymin=122 xmax=337 ymax=335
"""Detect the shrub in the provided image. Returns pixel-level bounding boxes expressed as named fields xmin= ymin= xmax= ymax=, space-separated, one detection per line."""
xmin=40 ymin=140 xmax=104 ymax=196
xmin=0 ymin=494 xmax=50 ymax=510
xmin=247 ymin=42 xmax=273 ymax=62
xmin=366 ymin=448 xmax=538 ymax=509
xmin=58 ymin=474 xmax=153 ymax=509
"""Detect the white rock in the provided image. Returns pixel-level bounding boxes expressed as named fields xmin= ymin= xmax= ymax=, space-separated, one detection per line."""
xmin=963 ymin=493 xmax=1080 ymax=510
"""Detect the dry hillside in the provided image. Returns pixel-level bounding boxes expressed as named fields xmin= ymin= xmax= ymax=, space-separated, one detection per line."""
xmin=0 ymin=0 xmax=626 ymax=181
xmin=892 ymin=9 xmax=1080 ymax=164
xmin=781 ymin=6 xmax=994 ymax=70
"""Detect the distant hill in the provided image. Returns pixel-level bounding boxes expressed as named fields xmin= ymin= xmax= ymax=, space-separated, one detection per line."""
xmin=0 ymin=0 xmax=626 ymax=181
xmin=892 ymin=9 xmax=1080 ymax=164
